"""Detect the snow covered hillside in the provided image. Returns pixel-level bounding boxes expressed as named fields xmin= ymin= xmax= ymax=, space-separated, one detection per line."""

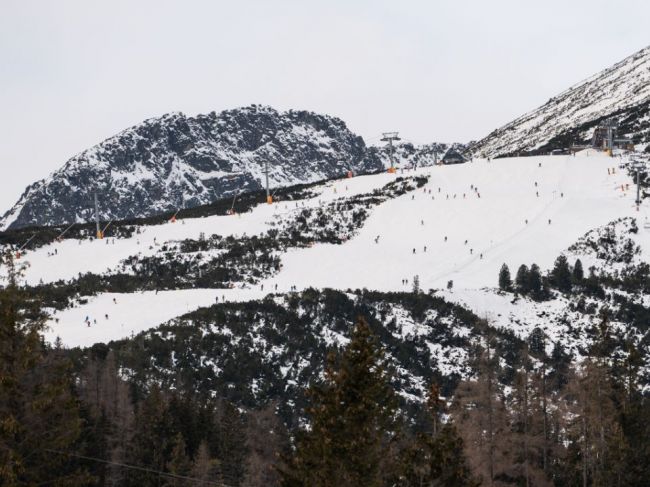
xmin=0 ymin=104 xmax=463 ymax=231
xmin=6 ymin=151 xmax=647 ymax=349
xmin=471 ymin=45 xmax=650 ymax=157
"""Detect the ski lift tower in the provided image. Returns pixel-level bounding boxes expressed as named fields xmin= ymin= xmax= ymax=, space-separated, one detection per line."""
xmin=592 ymin=118 xmax=617 ymax=156
xmin=631 ymin=154 xmax=648 ymax=209
xmin=381 ymin=132 xmax=400 ymax=173
xmin=264 ymin=159 xmax=272 ymax=204
xmin=94 ymin=192 xmax=103 ymax=239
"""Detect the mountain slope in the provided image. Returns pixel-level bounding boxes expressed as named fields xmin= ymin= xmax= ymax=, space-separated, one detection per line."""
xmin=8 ymin=151 xmax=643 ymax=343
xmin=1 ymin=105 xmax=465 ymax=231
xmin=4 ymin=151 xmax=650 ymax=412
xmin=471 ymin=45 xmax=650 ymax=157
xmin=0 ymin=106 xmax=383 ymax=230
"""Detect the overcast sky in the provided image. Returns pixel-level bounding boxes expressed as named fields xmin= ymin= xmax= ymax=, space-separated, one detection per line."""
xmin=1 ymin=0 xmax=648 ymax=211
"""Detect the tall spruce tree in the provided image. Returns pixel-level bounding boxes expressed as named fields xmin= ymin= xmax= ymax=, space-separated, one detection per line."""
xmin=573 ymin=258 xmax=584 ymax=282
xmin=498 ymin=264 xmax=513 ymax=292
xmin=551 ymin=255 xmax=572 ymax=293
xmin=515 ymin=264 xmax=530 ymax=294
xmin=128 ymin=385 xmax=173 ymax=486
xmin=216 ymin=401 xmax=248 ymax=487
xmin=528 ymin=264 xmax=543 ymax=299
xmin=0 ymin=251 xmax=92 ymax=485
xmin=280 ymin=317 xmax=398 ymax=487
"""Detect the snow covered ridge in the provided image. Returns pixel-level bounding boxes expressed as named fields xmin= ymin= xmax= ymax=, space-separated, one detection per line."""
xmin=471 ymin=45 xmax=650 ymax=157
xmin=109 ymin=289 xmax=492 ymax=414
xmin=0 ymin=104 xmax=461 ymax=231
xmin=567 ymin=217 xmax=641 ymax=266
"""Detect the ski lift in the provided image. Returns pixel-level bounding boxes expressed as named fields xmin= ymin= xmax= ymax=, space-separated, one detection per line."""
xmin=15 ymin=233 xmax=37 ymax=259
xmin=229 ymin=191 xmax=240 ymax=215
xmin=56 ymin=222 xmax=76 ymax=241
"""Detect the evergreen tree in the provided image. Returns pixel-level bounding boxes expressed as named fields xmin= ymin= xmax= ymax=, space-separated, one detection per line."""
xmin=515 ymin=264 xmax=530 ymax=294
xmin=498 ymin=264 xmax=512 ymax=292
xmin=0 ymin=251 xmax=92 ymax=485
xmin=528 ymin=264 xmax=543 ymax=299
xmin=412 ymin=275 xmax=420 ymax=294
xmin=217 ymin=401 xmax=248 ymax=486
xmin=280 ymin=318 xmax=399 ymax=487
xmin=129 ymin=385 xmax=173 ymax=486
xmin=551 ymin=255 xmax=572 ymax=293
xmin=573 ymin=258 xmax=584 ymax=282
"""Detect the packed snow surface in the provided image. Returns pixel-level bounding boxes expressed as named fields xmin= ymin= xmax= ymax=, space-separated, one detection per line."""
xmin=14 ymin=153 xmax=649 ymax=346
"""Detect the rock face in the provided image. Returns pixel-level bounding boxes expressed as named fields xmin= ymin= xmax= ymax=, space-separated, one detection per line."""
xmin=1 ymin=106 xmax=384 ymax=230
xmin=471 ymin=45 xmax=650 ymax=158
xmin=0 ymin=103 xmax=468 ymax=230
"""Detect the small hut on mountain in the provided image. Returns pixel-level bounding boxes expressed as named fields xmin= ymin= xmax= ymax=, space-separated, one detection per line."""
xmin=442 ymin=147 xmax=466 ymax=165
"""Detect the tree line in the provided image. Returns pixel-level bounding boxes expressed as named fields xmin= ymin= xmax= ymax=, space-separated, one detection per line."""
xmin=2 ymin=251 xmax=650 ymax=486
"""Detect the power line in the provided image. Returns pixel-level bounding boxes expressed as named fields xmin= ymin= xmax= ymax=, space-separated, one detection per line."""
xmin=45 ymin=449 xmax=229 ymax=486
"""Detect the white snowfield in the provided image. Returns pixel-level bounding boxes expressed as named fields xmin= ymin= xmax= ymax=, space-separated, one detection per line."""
xmin=14 ymin=152 xmax=648 ymax=347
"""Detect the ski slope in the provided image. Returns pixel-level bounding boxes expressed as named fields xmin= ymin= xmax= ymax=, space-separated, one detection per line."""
xmin=15 ymin=172 xmax=394 ymax=285
xmin=13 ymin=152 xmax=650 ymax=347
xmin=276 ymin=153 xmax=644 ymax=292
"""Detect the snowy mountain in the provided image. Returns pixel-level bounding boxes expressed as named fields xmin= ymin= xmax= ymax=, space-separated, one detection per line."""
xmin=0 ymin=105 xmax=465 ymax=231
xmin=0 ymin=106 xmax=382 ymax=230
xmin=5 ymin=151 xmax=650 ymax=411
xmin=471 ymin=45 xmax=650 ymax=157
